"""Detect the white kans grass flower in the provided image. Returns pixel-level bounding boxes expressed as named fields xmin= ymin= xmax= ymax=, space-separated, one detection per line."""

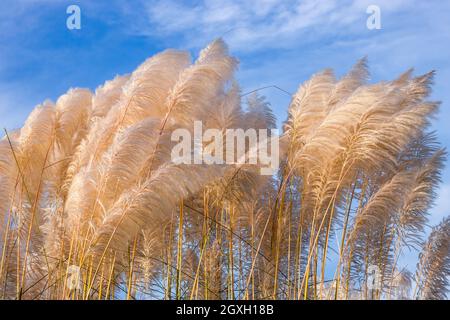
xmin=0 ymin=39 xmax=448 ymax=300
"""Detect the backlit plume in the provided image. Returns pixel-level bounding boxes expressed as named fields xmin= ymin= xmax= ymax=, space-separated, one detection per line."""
xmin=0 ymin=40 xmax=448 ymax=300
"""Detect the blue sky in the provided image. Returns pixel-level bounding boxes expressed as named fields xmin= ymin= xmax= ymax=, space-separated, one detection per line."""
xmin=1 ymin=0 xmax=449 ymax=262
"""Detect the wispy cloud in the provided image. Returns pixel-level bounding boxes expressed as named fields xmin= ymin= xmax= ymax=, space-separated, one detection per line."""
xmin=131 ymin=0 xmax=414 ymax=51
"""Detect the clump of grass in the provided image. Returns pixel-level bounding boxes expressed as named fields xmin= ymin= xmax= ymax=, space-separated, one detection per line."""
xmin=0 ymin=39 xmax=448 ymax=300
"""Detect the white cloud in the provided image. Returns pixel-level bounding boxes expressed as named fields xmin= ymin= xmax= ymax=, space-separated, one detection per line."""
xmin=132 ymin=0 xmax=418 ymax=52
